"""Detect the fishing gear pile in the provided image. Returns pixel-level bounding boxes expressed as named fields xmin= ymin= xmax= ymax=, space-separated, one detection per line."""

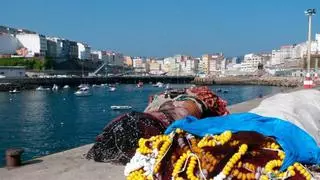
xmin=124 ymin=113 xmax=320 ymax=180
xmin=87 ymin=86 xmax=229 ymax=164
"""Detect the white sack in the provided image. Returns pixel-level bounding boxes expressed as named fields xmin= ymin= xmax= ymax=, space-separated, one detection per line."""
xmin=250 ymin=89 xmax=320 ymax=144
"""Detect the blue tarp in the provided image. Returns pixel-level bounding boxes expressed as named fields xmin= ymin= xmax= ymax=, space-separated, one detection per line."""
xmin=164 ymin=113 xmax=320 ymax=170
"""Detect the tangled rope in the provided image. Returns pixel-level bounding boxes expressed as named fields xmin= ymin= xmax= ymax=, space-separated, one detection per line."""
xmin=125 ymin=130 xmax=313 ymax=180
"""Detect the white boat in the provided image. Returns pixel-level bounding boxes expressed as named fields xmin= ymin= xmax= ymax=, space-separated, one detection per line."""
xmin=109 ymin=87 xmax=116 ymax=92
xmin=110 ymin=105 xmax=132 ymax=110
xmin=153 ymin=82 xmax=164 ymax=88
xmin=9 ymin=89 xmax=20 ymax=94
xmin=52 ymin=84 xmax=59 ymax=91
xmin=36 ymin=86 xmax=50 ymax=91
xmin=74 ymin=87 xmax=92 ymax=97
xmin=63 ymin=85 xmax=70 ymax=89
xmin=78 ymin=84 xmax=89 ymax=89
xmin=92 ymin=84 xmax=100 ymax=88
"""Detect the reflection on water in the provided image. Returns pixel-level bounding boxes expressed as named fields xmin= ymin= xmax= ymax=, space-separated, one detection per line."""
xmin=0 ymin=84 xmax=283 ymax=166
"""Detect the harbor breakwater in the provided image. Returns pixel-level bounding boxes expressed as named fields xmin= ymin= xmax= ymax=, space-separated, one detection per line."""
xmin=0 ymin=76 xmax=194 ymax=91
xmin=193 ymin=76 xmax=303 ymax=87
xmin=0 ymin=76 xmax=303 ymax=91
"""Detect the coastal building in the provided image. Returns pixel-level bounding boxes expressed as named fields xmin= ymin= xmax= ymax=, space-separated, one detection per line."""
xmin=77 ymin=42 xmax=91 ymax=60
xmin=163 ymin=56 xmax=182 ymax=75
xmin=201 ymin=53 xmax=224 ymax=75
xmin=0 ymin=66 xmax=25 ymax=78
xmin=148 ymin=60 xmax=161 ymax=72
xmin=15 ymin=33 xmax=47 ymax=57
xmin=271 ymin=45 xmax=298 ymax=66
xmin=240 ymin=53 xmax=263 ymax=72
xmin=61 ymin=40 xmax=78 ymax=60
xmin=123 ymin=56 xmax=133 ymax=67
xmin=180 ymin=58 xmax=199 ymax=75
xmin=90 ymin=50 xmax=102 ymax=61
xmin=46 ymin=38 xmax=58 ymax=58
xmin=101 ymin=51 xmax=124 ymax=66
xmin=132 ymin=57 xmax=150 ymax=73
xmin=0 ymin=25 xmax=36 ymax=35
xmin=0 ymin=33 xmax=23 ymax=55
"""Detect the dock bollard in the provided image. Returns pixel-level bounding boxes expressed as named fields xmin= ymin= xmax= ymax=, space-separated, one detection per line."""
xmin=6 ymin=148 xmax=24 ymax=168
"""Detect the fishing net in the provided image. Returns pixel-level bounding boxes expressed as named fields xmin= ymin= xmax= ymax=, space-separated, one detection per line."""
xmin=87 ymin=86 xmax=229 ymax=164
xmin=86 ymin=112 xmax=167 ymax=164
xmin=125 ymin=130 xmax=313 ymax=180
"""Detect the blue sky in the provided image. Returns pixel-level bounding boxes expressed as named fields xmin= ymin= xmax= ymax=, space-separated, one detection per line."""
xmin=2 ymin=0 xmax=320 ymax=57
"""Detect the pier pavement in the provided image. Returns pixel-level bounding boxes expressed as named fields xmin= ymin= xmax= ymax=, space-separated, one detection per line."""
xmin=0 ymin=87 xmax=304 ymax=180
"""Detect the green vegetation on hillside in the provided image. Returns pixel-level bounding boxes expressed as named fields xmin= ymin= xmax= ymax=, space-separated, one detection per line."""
xmin=0 ymin=57 xmax=46 ymax=70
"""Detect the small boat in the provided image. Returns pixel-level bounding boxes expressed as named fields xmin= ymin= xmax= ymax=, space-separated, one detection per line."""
xmin=223 ymin=90 xmax=229 ymax=93
xmin=63 ymin=85 xmax=70 ymax=89
xmin=36 ymin=86 xmax=50 ymax=91
xmin=153 ymin=82 xmax=164 ymax=88
xmin=78 ymin=84 xmax=89 ymax=89
xmin=9 ymin=89 xmax=20 ymax=94
xmin=92 ymin=84 xmax=100 ymax=88
xmin=74 ymin=87 xmax=92 ymax=97
xmin=109 ymin=87 xmax=116 ymax=92
xmin=52 ymin=84 xmax=59 ymax=91
xmin=217 ymin=89 xmax=222 ymax=93
xmin=137 ymin=81 xmax=143 ymax=88
xmin=110 ymin=105 xmax=132 ymax=110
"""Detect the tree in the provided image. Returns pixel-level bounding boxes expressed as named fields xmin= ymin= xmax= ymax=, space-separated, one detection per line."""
xmin=44 ymin=58 xmax=54 ymax=70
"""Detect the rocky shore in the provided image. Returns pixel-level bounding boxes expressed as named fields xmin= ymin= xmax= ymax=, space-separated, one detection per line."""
xmin=193 ymin=76 xmax=303 ymax=87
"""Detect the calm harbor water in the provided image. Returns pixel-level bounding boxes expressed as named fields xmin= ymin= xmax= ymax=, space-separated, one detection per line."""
xmin=0 ymin=84 xmax=284 ymax=166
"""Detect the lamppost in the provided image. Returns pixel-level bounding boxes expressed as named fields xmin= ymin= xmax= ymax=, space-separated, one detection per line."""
xmin=305 ymin=9 xmax=316 ymax=75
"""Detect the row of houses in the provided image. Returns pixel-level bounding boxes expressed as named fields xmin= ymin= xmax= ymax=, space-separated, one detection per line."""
xmin=0 ymin=26 xmax=124 ymax=67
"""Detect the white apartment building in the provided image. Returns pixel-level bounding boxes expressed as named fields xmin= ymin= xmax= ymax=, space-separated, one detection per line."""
xmin=91 ymin=50 xmax=102 ymax=60
xmin=240 ymin=53 xmax=263 ymax=72
xmin=201 ymin=53 xmax=224 ymax=75
xmin=15 ymin=33 xmax=47 ymax=57
xmin=180 ymin=59 xmax=199 ymax=75
xmin=77 ymin=42 xmax=91 ymax=60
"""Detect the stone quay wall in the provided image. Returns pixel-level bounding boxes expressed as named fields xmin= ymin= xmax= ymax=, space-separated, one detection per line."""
xmin=193 ymin=76 xmax=304 ymax=87
xmin=0 ymin=76 xmax=195 ymax=91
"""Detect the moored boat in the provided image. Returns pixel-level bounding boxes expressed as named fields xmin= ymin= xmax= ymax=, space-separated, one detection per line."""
xmin=153 ymin=82 xmax=164 ymax=88
xmin=110 ymin=105 xmax=132 ymax=110
xmin=63 ymin=85 xmax=70 ymax=89
xmin=52 ymin=84 xmax=59 ymax=91
xmin=36 ymin=86 xmax=50 ymax=91
xmin=109 ymin=87 xmax=116 ymax=92
xmin=9 ymin=89 xmax=20 ymax=94
xmin=74 ymin=87 xmax=92 ymax=97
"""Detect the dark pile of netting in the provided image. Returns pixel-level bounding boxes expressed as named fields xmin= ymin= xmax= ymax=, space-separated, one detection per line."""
xmin=87 ymin=86 xmax=230 ymax=164
xmin=86 ymin=112 xmax=166 ymax=164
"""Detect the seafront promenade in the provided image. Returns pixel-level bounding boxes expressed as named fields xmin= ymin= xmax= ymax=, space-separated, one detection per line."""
xmin=0 ymin=92 xmax=283 ymax=180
